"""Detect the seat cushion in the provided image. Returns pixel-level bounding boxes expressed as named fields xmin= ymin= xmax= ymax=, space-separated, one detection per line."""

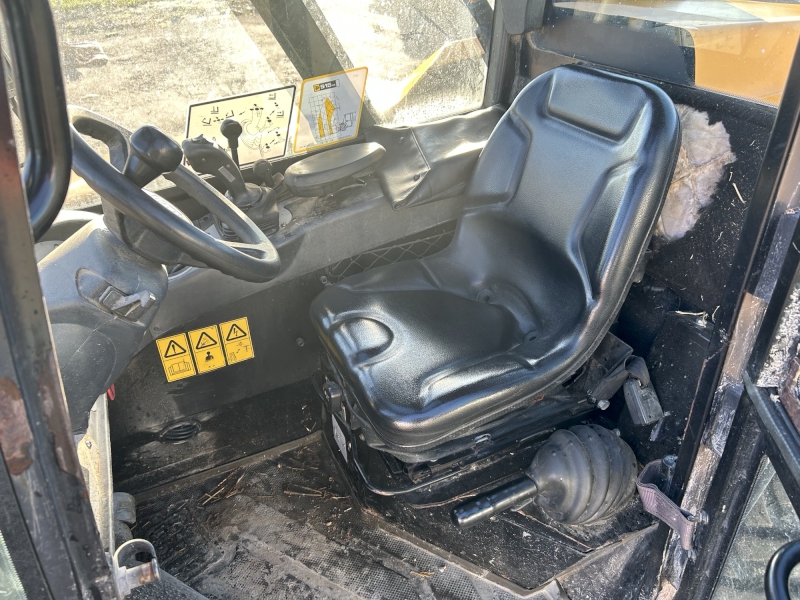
xmin=311 ymin=65 xmax=680 ymax=455
xmin=311 ymin=261 xmax=547 ymax=449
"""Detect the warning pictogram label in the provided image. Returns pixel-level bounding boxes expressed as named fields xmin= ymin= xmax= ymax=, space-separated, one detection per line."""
xmin=294 ymin=67 xmax=367 ymax=153
xmin=164 ymin=339 xmax=187 ymax=357
xmin=155 ymin=317 xmax=255 ymax=381
xmin=220 ymin=317 xmax=255 ymax=365
xmin=226 ymin=324 xmax=247 ymax=341
xmin=194 ymin=331 xmax=218 ymax=349
xmin=188 ymin=325 xmax=226 ymax=374
xmin=156 ymin=333 xmax=197 ymax=382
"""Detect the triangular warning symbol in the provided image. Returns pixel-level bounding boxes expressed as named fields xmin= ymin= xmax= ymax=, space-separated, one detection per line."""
xmin=226 ymin=324 xmax=247 ymax=341
xmin=195 ymin=331 xmax=218 ymax=349
xmin=164 ymin=340 xmax=187 ymax=358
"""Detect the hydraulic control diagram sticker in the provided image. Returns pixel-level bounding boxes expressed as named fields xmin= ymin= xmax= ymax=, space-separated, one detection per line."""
xmin=293 ymin=67 xmax=367 ymax=153
xmin=156 ymin=333 xmax=196 ymax=382
xmin=220 ymin=317 xmax=255 ymax=365
xmin=186 ymin=85 xmax=295 ymax=165
xmin=188 ymin=325 xmax=226 ymax=374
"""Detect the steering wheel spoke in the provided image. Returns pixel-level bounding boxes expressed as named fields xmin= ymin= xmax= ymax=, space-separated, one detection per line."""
xmin=70 ymin=106 xmax=131 ymax=170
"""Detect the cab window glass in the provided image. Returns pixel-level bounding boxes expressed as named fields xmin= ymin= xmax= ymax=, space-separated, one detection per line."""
xmin=534 ymin=1 xmax=800 ymax=106
xmin=712 ymin=457 xmax=800 ymax=599
xmin=0 ymin=530 xmax=25 ymax=600
xmin=314 ymin=0 xmax=489 ymax=122
xmin=50 ymin=0 xmax=490 ymax=208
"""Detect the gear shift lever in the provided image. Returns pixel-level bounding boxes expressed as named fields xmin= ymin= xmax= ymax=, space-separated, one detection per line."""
xmin=182 ymin=135 xmax=263 ymax=208
xmin=220 ymin=118 xmax=243 ymax=167
xmin=182 ymin=134 xmax=279 ymax=237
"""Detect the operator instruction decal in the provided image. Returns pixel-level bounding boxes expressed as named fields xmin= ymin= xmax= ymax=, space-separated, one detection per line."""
xmin=220 ymin=318 xmax=255 ymax=365
xmin=188 ymin=325 xmax=226 ymax=374
xmin=156 ymin=334 xmax=196 ymax=382
xmin=185 ymin=86 xmax=296 ymax=166
xmin=156 ymin=317 xmax=255 ymax=382
xmin=293 ymin=67 xmax=368 ymax=153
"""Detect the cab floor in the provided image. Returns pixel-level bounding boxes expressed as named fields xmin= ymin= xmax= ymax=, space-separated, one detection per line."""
xmin=133 ymin=433 xmax=656 ymax=599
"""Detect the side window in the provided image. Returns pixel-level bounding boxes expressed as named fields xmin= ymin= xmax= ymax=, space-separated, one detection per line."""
xmin=0 ymin=530 xmax=25 ymax=600
xmin=712 ymin=457 xmax=800 ymax=599
xmin=50 ymin=0 xmax=492 ymax=209
xmin=532 ymin=1 xmax=800 ymax=106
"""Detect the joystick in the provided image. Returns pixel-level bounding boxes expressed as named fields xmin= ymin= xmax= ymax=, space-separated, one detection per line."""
xmin=220 ymin=118 xmax=243 ymax=167
xmin=182 ymin=134 xmax=279 ymax=238
xmin=252 ymin=159 xmax=274 ymax=188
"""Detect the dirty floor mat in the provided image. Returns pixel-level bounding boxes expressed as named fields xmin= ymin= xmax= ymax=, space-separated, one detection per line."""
xmin=134 ymin=434 xmax=532 ymax=599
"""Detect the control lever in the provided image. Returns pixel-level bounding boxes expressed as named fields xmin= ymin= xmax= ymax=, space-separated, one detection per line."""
xmin=452 ymin=425 xmax=637 ymax=528
xmin=254 ymin=158 xmax=294 ymax=203
xmin=252 ymin=158 xmax=274 ymax=188
xmin=122 ymin=125 xmax=183 ymax=187
xmin=220 ymin=118 xmax=242 ymax=167
xmin=182 ymin=135 xmax=262 ymax=207
xmin=182 ymin=134 xmax=279 ymax=237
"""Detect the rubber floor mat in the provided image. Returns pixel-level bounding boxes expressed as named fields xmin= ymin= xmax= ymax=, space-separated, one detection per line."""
xmin=133 ymin=435 xmax=530 ymax=599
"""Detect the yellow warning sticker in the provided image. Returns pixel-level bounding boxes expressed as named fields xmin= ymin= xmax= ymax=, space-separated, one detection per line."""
xmin=188 ymin=325 xmax=227 ymax=374
xmin=220 ymin=317 xmax=255 ymax=365
xmin=156 ymin=317 xmax=256 ymax=381
xmin=156 ymin=333 xmax=197 ymax=382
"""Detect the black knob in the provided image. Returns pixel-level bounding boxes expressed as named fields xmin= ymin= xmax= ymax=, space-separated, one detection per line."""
xmin=221 ymin=118 xmax=243 ymax=166
xmin=252 ymin=159 xmax=274 ymax=188
xmin=123 ymin=125 xmax=183 ymax=187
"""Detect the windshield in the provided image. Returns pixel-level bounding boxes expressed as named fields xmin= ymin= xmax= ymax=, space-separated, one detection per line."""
xmin=46 ymin=0 xmax=800 ymax=210
xmin=49 ymin=0 xmax=490 ymax=208
xmin=52 ymin=0 xmax=491 ymax=133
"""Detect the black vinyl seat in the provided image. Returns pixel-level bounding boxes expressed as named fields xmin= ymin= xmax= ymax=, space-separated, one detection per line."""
xmin=311 ymin=65 xmax=680 ymax=459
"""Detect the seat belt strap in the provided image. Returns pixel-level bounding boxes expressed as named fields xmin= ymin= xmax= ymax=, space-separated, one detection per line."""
xmin=637 ymin=460 xmax=704 ymax=553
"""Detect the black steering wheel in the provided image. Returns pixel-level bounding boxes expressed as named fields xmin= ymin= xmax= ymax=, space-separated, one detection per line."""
xmin=69 ymin=107 xmax=281 ymax=283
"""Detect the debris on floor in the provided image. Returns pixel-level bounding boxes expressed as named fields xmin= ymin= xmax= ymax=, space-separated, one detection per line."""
xmin=134 ymin=438 xmax=530 ymax=599
xmin=134 ymin=435 xmax=657 ymax=599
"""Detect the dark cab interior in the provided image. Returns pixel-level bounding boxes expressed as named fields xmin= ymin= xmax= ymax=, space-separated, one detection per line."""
xmin=7 ymin=0 xmax=800 ymax=598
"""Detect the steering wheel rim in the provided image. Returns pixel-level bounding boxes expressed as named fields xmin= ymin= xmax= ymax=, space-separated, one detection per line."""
xmin=69 ymin=107 xmax=281 ymax=283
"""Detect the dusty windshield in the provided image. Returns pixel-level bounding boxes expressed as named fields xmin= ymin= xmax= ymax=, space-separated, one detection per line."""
xmin=50 ymin=0 xmax=490 ymax=207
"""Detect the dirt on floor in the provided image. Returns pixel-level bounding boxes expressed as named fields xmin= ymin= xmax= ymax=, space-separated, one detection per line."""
xmin=133 ymin=435 xmax=527 ymax=600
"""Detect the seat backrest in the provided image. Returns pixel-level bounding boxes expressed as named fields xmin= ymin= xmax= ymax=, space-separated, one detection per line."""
xmin=466 ymin=65 xmax=679 ymax=306
xmin=469 ymin=66 xmax=680 ymax=298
